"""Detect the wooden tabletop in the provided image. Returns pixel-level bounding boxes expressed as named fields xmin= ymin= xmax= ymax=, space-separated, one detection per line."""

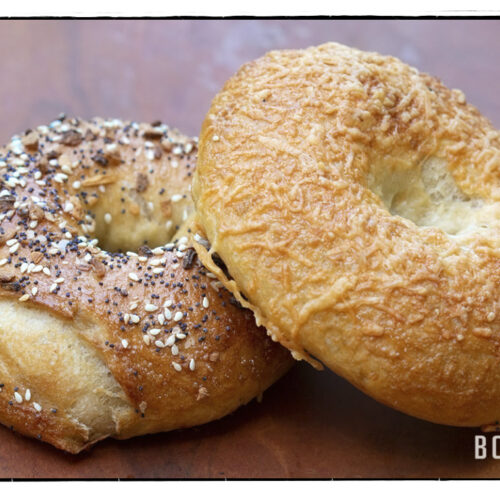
xmin=0 ymin=18 xmax=499 ymax=479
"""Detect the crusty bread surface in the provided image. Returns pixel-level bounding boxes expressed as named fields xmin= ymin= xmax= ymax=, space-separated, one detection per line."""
xmin=0 ymin=117 xmax=292 ymax=452
xmin=193 ymin=43 xmax=500 ymax=427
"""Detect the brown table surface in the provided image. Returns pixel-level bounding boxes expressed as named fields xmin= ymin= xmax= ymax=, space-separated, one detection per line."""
xmin=0 ymin=18 xmax=499 ymax=479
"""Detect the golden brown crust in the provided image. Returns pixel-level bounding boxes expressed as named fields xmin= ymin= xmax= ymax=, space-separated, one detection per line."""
xmin=0 ymin=116 xmax=292 ymax=453
xmin=193 ymin=43 xmax=500 ymax=427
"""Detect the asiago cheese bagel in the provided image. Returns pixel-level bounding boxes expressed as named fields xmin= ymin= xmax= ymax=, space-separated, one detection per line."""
xmin=0 ymin=116 xmax=292 ymax=453
xmin=192 ymin=43 xmax=500 ymax=427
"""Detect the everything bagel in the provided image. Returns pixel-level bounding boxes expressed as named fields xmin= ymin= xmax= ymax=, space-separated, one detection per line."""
xmin=0 ymin=116 xmax=292 ymax=453
xmin=193 ymin=43 xmax=500 ymax=427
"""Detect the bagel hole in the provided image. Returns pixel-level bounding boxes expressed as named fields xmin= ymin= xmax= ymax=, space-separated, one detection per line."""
xmin=86 ymin=189 xmax=193 ymax=254
xmin=368 ymin=157 xmax=489 ymax=235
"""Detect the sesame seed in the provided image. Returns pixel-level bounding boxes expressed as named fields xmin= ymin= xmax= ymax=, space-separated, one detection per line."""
xmin=149 ymin=328 xmax=161 ymax=336
xmin=164 ymin=309 xmax=172 ymax=320
xmin=14 ymin=392 xmax=23 ymax=403
xmin=212 ymin=135 xmax=220 ymax=141
xmin=43 ymin=267 xmax=51 ymax=276
xmin=33 ymin=402 xmax=42 ymax=412
xmin=54 ymin=173 xmax=68 ymax=183
xmin=173 ymin=311 xmax=183 ymax=322
xmin=171 ymin=344 xmax=179 ymax=356
xmin=155 ymin=340 xmax=165 ymax=348
xmin=145 ymin=303 xmax=158 ymax=312
xmin=20 ymin=262 xmax=28 ymax=273
xmin=121 ymin=339 xmax=129 ymax=348
xmin=9 ymin=243 xmax=20 ymax=254
xmin=487 ymin=312 xmax=496 ymax=322
xmin=6 ymin=238 xmax=18 ymax=247
xmin=202 ymin=297 xmax=209 ymax=309
xmin=49 ymin=283 xmax=58 ymax=293
xmin=25 ymin=389 xmax=31 ymax=401
xmin=130 ymin=314 xmax=140 ymax=324
xmin=172 ymin=362 xmax=182 ymax=372
xmin=0 ymin=258 xmax=7 ymax=267
xmin=171 ymin=194 xmax=183 ymax=203
xmin=128 ymin=272 xmax=139 ymax=282
xmin=31 ymin=287 xmax=38 ymax=296
xmin=72 ymin=180 xmax=81 ymax=189
xmin=158 ymin=314 xmax=165 ymax=325
xmin=166 ymin=334 xmax=176 ymax=346
xmin=189 ymin=359 xmax=196 ymax=371
xmin=19 ymin=294 xmax=30 ymax=302
xmin=164 ymin=299 xmax=173 ymax=308
xmin=143 ymin=335 xmax=151 ymax=345
xmin=104 ymin=213 xmax=112 ymax=224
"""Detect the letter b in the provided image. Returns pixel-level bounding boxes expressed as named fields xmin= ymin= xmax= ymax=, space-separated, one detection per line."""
xmin=475 ymin=435 xmax=487 ymax=459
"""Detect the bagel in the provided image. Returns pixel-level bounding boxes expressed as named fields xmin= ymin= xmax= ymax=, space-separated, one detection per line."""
xmin=0 ymin=116 xmax=292 ymax=453
xmin=192 ymin=43 xmax=500 ymax=427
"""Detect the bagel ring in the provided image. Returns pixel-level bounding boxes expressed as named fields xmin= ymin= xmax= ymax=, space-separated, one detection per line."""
xmin=193 ymin=43 xmax=500 ymax=427
xmin=0 ymin=116 xmax=292 ymax=453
